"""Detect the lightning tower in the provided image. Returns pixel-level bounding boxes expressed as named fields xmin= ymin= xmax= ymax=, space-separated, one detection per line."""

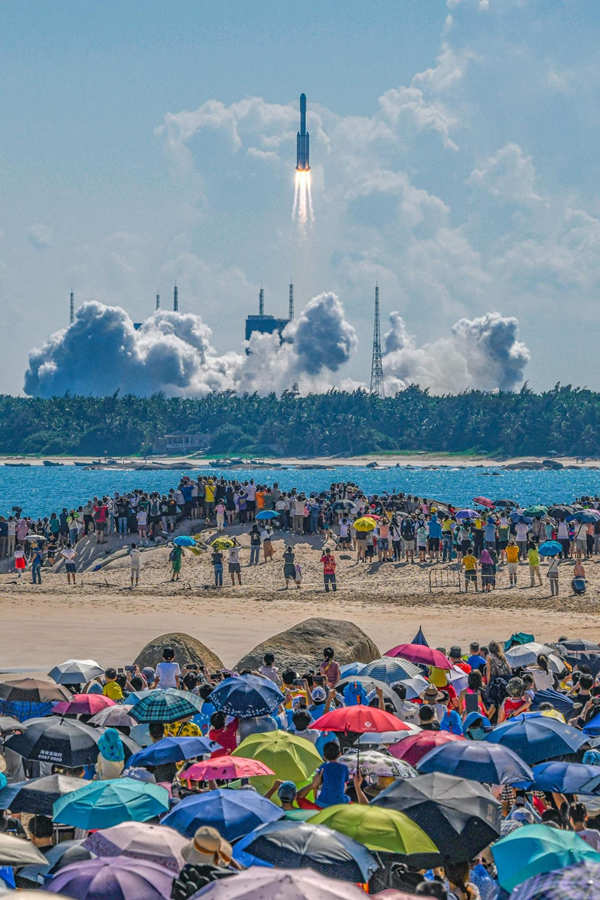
xmin=69 ymin=291 xmax=74 ymax=324
xmin=155 ymin=293 xmax=160 ymax=311
xmin=288 ymin=283 xmax=294 ymax=320
xmin=370 ymin=285 xmax=385 ymax=397
xmin=173 ymin=285 xmax=179 ymax=312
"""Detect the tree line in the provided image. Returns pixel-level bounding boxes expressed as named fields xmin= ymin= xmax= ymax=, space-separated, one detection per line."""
xmin=1 ymin=384 xmax=599 ymax=457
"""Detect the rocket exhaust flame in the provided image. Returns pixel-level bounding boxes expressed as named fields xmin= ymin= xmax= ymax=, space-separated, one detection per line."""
xmin=293 ymin=169 xmax=314 ymax=224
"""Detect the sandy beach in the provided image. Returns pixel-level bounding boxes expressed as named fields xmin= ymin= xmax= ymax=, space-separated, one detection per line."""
xmin=2 ymin=535 xmax=599 ymax=670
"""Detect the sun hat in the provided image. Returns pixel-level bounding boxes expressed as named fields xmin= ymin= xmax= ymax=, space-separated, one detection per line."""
xmin=311 ymin=687 xmax=327 ymax=703
xmin=422 ymin=685 xmax=445 ymax=702
xmin=182 ymin=826 xmax=233 ymax=866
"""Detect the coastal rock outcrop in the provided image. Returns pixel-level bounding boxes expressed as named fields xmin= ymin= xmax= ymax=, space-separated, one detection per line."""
xmin=235 ymin=617 xmax=380 ymax=673
xmin=134 ymin=632 xmax=224 ymax=673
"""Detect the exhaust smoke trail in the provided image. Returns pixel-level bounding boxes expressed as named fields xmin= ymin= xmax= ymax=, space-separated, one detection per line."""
xmin=293 ymin=169 xmax=314 ymax=224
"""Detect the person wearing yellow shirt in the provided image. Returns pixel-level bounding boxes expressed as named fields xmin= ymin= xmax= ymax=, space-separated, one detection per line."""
xmin=527 ymin=542 xmax=542 ymax=587
xmin=506 ymin=539 xmax=520 ymax=587
xmin=462 ymin=550 xmax=477 ymax=592
xmin=204 ymin=481 xmax=215 ymax=520
xmin=102 ymin=668 xmax=124 ymax=702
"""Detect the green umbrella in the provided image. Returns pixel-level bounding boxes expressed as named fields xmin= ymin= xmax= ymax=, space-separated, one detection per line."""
xmin=233 ymin=731 xmax=322 ymax=785
xmin=309 ymin=803 xmax=439 ymax=863
xmin=523 ymin=505 xmax=548 ymax=517
xmin=492 ymin=823 xmax=600 ymax=893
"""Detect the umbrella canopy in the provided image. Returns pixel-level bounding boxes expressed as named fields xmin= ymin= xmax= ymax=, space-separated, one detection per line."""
xmin=455 ymin=509 xmax=477 ymax=520
xmin=332 ymin=500 xmax=356 ymax=512
xmin=339 ymin=749 xmax=417 ymax=779
xmin=0 ymin=832 xmax=47 ymax=866
xmin=173 ymin=535 xmax=197 ymax=546
xmin=233 ymin=731 xmax=322 ymax=783
xmin=504 ymin=632 xmax=536 ymax=651
xmin=417 ymin=739 xmax=533 ymax=785
xmin=18 ymin=839 xmax=90 ymax=885
xmin=128 ymin=735 xmax=220 ymax=767
xmin=130 ymin=688 xmax=204 ymax=723
xmin=53 ymin=777 xmax=169 ymax=829
xmin=0 ymin=715 xmax=21 ymax=733
xmin=3 ymin=774 xmax=86 ymax=817
xmin=569 ymin=510 xmax=600 ymax=523
xmin=510 ymin=861 xmax=600 ymax=900
xmin=162 ymin=787 xmax=284 ymax=840
xmin=353 ymin=517 xmax=376 ymax=532
xmin=523 ymin=505 xmax=548 ymax=517
xmin=491 ymin=823 xmax=600 ymax=893
xmin=83 ymin=822 xmax=187 ymax=874
xmin=505 ymin=642 xmax=561 ymax=670
xmin=486 ymin=713 xmax=588 ymax=765
xmin=494 ymin=499 xmax=518 ymax=508
xmin=530 ymin=688 xmax=574 ymax=718
xmin=47 ymin=856 xmax=174 ymax=899
xmin=355 ymin=728 xmax=421 ymax=747
xmin=211 ymin=537 xmax=235 ymax=550
xmin=5 ymin=717 xmax=114 ymax=767
xmin=48 ymin=659 xmax=103 ymax=685
xmin=333 ymin=676 xmax=405 ymax=713
xmin=311 ymin=705 xmax=410 ymax=734
xmin=538 ymin=541 xmax=563 ymax=557
xmin=373 ymin=771 xmax=501 ymax=863
xmin=0 ymin=677 xmax=70 ymax=703
xmin=53 ymin=693 xmax=115 ymax=716
xmin=398 ymin=675 xmax=430 ymax=700
xmin=23 ymin=533 xmax=48 ymax=541
xmin=531 ymin=761 xmax=600 ymax=794
xmin=211 ymin=675 xmax=284 ymax=718
xmin=548 ymin=505 xmax=574 ymax=518
xmin=309 ymin=804 xmax=439 ymax=863
xmin=361 ymin=657 xmax=421 ymax=683
xmin=256 ymin=509 xmax=280 ymax=520
xmin=385 ymin=644 xmax=451 ymax=669
xmin=558 ymin=639 xmax=600 ymax=653
xmin=242 ymin=820 xmax=379 ymax=882
xmin=389 ymin=731 xmax=464 ymax=766
xmin=411 ymin=627 xmax=429 ymax=646
xmin=180 ymin=755 xmax=274 ymax=782
xmin=188 ymin=867 xmax=374 ymax=899
xmin=473 ymin=496 xmax=494 ymax=508
xmin=89 ymin=704 xmax=136 ymax=728
xmin=338 ymin=662 xmax=366 ymax=678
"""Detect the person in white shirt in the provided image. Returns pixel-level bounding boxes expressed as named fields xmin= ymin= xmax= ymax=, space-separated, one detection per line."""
xmin=61 ymin=543 xmax=77 ymax=585
xmin=153 ymin=647 xmax=181 ymax=689
xmin=130 ymin=542 xmax=141 ymax=588
xmin=228 ymin=544 xmax=242 ymax=585
xmin=570 ymin=802 xmax=600 ymax=851
xmin=515 ymin=521 xmax=529 ymax=560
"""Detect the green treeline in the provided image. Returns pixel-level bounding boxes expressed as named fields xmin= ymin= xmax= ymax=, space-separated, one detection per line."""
xmin=2 ymin=385 xmax=599 ymax=457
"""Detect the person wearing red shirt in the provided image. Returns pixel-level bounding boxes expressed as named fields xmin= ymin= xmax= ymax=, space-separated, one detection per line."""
xmin=209 ymin=711 xmax=239 ymax=757
xmin=321 ymin=551 xmax=337 ymax=593
xmin=449 ymin=646 xmax=472 ymax=674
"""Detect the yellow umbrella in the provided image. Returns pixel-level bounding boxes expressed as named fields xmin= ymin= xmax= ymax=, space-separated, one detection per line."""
xmin=309 ymin=804 xmax=439 ymax=857
xmin=354 ymin=517 xmax=376 ymax=532
xmin=233 ymin=731 xmax=322 ymax=788
xmin=211 ymin=537 xmax=235 ymax=550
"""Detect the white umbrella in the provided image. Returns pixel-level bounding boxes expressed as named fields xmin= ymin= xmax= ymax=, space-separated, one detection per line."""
xmin=89 ymin=704 xmax=136 ymax=728
xmin=505 ymin=642 xmax=564 ymax=673
xmin=340 ymin=748 xmax=417 ymax=779
xmin=48 ymin=659 xmax=103 ymax=685
xmin=355 ymin=726 xmax=421 ymax=746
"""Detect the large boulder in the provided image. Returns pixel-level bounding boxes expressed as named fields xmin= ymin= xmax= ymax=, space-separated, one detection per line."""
xmin=235 ymin=617 xmax=380 ymax=674
xmin=134 ymin=632 xmax=224 ymax=673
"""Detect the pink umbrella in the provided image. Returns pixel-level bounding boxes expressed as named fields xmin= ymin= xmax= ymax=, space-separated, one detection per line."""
xmin=53 ymin=694 xmax=115 ymax=716
xmin=192 ymin=867 xmax=374 ymax=898
xmin=473 ymin=496 xmax=494 ymax=508
xmin=180 ymin=755 xmax=274 ymax=781
xmin=385 ymin=644 xmax=451 ymax=669
xmin=389 ymin=730 xmax=464 ymax=766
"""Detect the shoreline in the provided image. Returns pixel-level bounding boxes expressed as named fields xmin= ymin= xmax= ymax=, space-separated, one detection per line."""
xmin=0 ymin=452 xmax=599 ymax=470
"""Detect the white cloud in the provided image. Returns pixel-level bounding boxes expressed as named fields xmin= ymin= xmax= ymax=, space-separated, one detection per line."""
xmin=468 ymin=142 xmax=541 ymax=203
xmin=28 ymin=224 xmax=53 ymax=250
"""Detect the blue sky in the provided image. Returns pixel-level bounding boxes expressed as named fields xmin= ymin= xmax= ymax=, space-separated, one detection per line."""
xmin=2 ymin=0 xmax=600 ymax=394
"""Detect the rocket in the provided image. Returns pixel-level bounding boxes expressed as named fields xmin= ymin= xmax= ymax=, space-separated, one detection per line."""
xmin=296 ymin=93 xmax=310 ymax=171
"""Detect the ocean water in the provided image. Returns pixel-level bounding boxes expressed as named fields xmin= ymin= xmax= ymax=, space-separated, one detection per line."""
xmin=1 ymin=463 xmax=599 ymax=519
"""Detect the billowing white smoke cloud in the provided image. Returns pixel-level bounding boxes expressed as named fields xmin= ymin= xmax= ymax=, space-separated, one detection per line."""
xmin=24 ymin=292 xmax=358 ymax=398
xmin=383 ymin=310 xmax=530 ymax=393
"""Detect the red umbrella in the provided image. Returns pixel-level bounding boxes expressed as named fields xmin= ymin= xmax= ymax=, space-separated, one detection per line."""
xmin=473 ymin=497 xmax=494 ymax=508
xmin=311 ymin=705 xmax=411 ymax=734
xmin=52 ymin=694 xmax=116 ymax=716
xmin=179 ymin=755 xmax=274 ymax=781
xmin=385 ymin=644 xmax=451 ymax=669
xmin=389 ymin=731 xmax=464 ymax=766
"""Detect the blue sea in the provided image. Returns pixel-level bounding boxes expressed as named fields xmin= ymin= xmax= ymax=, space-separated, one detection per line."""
xmin=1 ymin=463 xmax=599 ymax=519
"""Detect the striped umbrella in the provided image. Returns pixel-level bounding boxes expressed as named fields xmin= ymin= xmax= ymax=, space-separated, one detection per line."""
xmin=130 ymin=689 xmax=203 ymax=723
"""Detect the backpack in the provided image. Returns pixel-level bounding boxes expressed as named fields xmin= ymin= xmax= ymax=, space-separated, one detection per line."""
xmin=401 ymin=519 xmax=415 ymax=540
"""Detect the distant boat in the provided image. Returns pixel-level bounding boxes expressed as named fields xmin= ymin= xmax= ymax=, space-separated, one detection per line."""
xmin=4 ymin=462 xmax=30 ymax=467
xmin=43 ymin=460 xmax=64 ymax=467
xmin=73 ymin=461 xmax=89 ymax=467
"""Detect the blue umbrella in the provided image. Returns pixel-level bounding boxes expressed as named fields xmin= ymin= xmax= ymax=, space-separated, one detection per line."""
xmin=339 ymin=662 xmax=366 ymax=678
xmin=569 ymin=511 xmax=600 ymax=524
xmin=173 ymin=535 xmax=196 ymax=547
xmin=511 ymin=513 xmax=533 ymax=524
xmin=256 ymin=510 xmax=280 ymax=520
xmin=531 ymin=689 xmax=574 ymax=718
xmin=411 ymin=627 xmax=429 ymax=646
xmin=539 ymin=541 xmax=563 ymax=557
xmin=161 ymin=788 xmax=284 ymax=841
xmin=583 ymin=713 xmax=600 ymax=737
xmin=361 ymin=656 xmax=420 ymax=684
xmin=486 ymin=713 xmax=587 ymax=765
xmin=417 ymin=739 xmax=533 ymax=785
xmin=127 ymin=735 xmax=221 ymax=768
xmin=211 ymin=675 xmax=284 ymax=717
xmin=531 ymin=762 xmax=600 ymax=795
xmin=53 ymin=778 xmax=169 ymax=829
xmin=0 ymin=780 xmax=25 ymax=810
xmin=456 ymin=509 xmax=477 ymax=520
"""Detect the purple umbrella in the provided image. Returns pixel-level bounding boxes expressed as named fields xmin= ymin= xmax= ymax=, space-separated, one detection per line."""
xmin=188 ymin=867 xmax=382 ymax=899
xmin=47 ymin=856 xmax=174 ymax=899
xmin=456 ymin=509 xmax=477 ymax=520
xmin=83 ymin=822 xmax=187 ymax=873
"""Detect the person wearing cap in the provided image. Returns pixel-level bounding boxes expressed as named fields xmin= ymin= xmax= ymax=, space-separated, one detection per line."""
xmin=308 ymin=686 xmax=327 ymax=720
xmin=449 ymin=647 xmax=471 ymax=674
